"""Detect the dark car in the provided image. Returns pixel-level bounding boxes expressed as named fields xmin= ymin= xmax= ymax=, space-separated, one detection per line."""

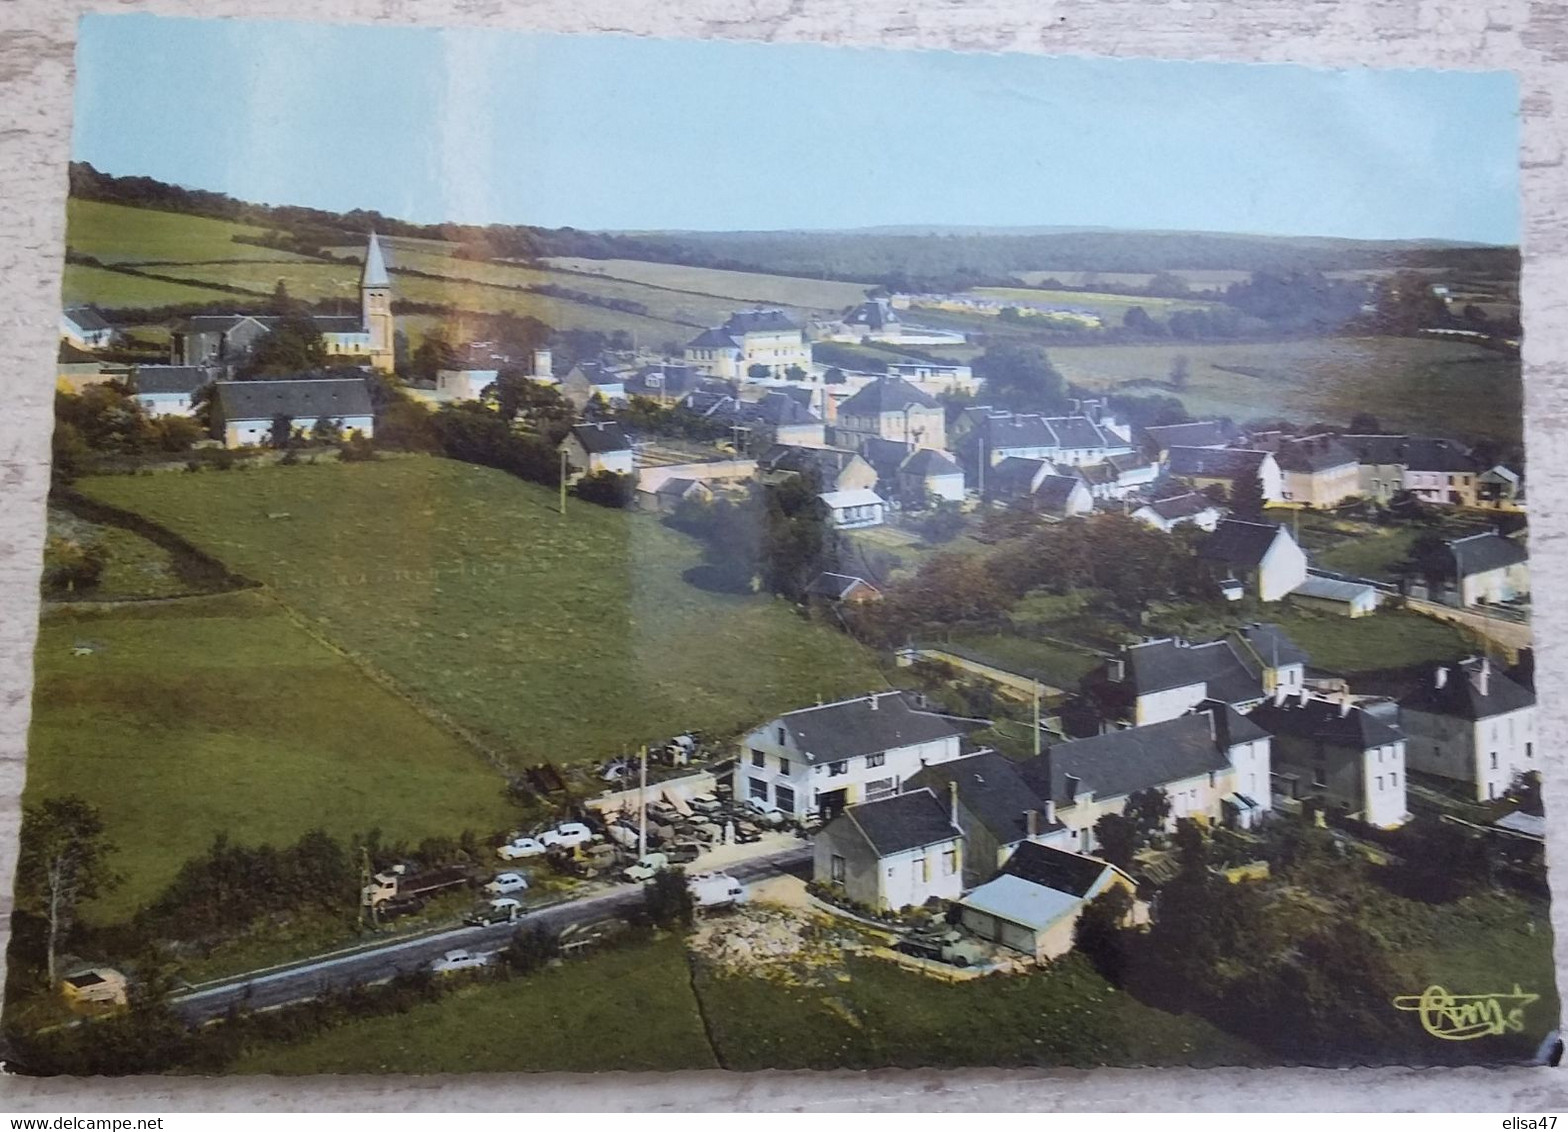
xmin=665 ymin=842 xmax=703 ymax=865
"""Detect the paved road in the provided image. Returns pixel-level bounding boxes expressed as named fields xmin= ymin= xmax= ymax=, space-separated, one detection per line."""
xmin=172 ymin=844 xmax=811 ymax=1024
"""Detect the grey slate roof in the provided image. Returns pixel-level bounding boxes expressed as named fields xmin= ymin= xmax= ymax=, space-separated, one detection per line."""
xmin=1167 ymin=446 xmax=1270 ymax=480
xmin=999 ymin=840 xmax=1114 ymax=898
xmin=774 ymin=690 xmax=983 ymax=766
xmin=1123 ymin=624 xmax=1307 ymax=703
xmin=905 ymin=751 xmax=1061 ymax=846
xmin=63 ymin=305 xmax=112 ymax=332
xmin=1199 ymin=519 xmax=1287 ymax=569
xmin=687 ymin=327 xmax=741 ymax=350
xmin=840 ymin=788 xmax=962 ymax=856
xmin=133 ymin=365 xmax=211 ymax=395
xmin=311 ymin=315 xmax=368 ymax=335
xmin=984 ymin=414 xmax=1060 ymax=450
xmin=1025 ymin=713 xmax=1234 ymax=804
xmin=749 ymin=390 xmax=820 ymax=426
xmin=986 ymin=457 xmax=1048 ymax=498
xmin=1400 ymin=658 xmax=1536 ymax=721
xmin=723 ymin=309 xmax=799 ymax=335
xmin=1045 ymin=415 xmax=1115 ymax=450
xmin=1251 ymin=694 xmax=1405 ymax=750
xmin=1446 ymin=532 xmax=1528 ymax=576
xmin=860 ymin=437 xmax=915 ymax=478
xmin=214 ymin=378 xmax=373 ymax=423
xmin=842 ymin=298 xmax=899 ymax=329
xmin=900 ymin=448 xmax=962 ymax=477
xmin=837 ymin=376 xmax=938 ymax=416
xmin=1143 ymin=420 xmax=1234 ymax=450
xmin=361 ymin=232 xmax=391 ymax=287
xmin=761 ymin=445 xmax=858 ymax=479
xmin=569 ymin=421 xmax=631 ymax=454
xmin=1343 ymin=434 xmax=1477 ymax=473
xmin=1275 ymin=436 xmax=1358 ymax=473
xmin=1033 ymin=474 xmax=1085 ymax=514
xmin=1145 ymin=492 xmax=1214 ymax=521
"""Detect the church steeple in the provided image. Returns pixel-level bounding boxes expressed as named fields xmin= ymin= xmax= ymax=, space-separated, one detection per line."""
xmin=360 ymin=232 xmax=394 ymax=373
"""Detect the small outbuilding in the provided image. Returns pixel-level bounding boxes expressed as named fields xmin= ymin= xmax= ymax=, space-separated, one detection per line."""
xmin=957 ymin=841 xmax=1142 ymax=963
xmin=1289 ymin=573 xmax=1382 ymax=618
xmin=61 ymin=967 xmax=129 ymax=1012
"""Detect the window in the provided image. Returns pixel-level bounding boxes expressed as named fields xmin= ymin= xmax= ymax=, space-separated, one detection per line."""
xmin=1392 ymin=772 xmax=1399 ymax=787
xmin=776 ymin=785 xmax=795 ymax=813
xmin=830 ymin=854 xmax=846 ymax=884
xmin=751 ymin=749 xmax=766 ymax=768
xmin=829 ymin=761 xmax=848 ymax=777
xmin=776 ymin=727 xmax=786 ymax=745
xmin=749 ymin=777 xmax=768 ymax=801
xmin=1527 ymin=742 xmax=1534 ymax=760
xmin=942 ymin=848 xmax=958 ymax=876
xmin=1491 ymin=752 xmax=1499 ymax=770
xmin=1376 ymin=776 xmax=1383 ymax=791
xmin=916 ymin=857 xmax=929 ymax=884
xmin=779 ymin=757 xmax=790 ymax=776
xmin=866 ymin=753 xmax=886 ymax=769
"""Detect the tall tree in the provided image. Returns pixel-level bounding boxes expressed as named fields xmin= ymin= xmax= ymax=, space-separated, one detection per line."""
xmin=241 ymin=309 xmax=326 ymax=378
xmin=972 ymin=342 xmax=1068 ymax=413
xmin=1230 ymin=473 xmax=1267 ymax=520
xmin=16 ymin=797 xmax=117 ymax=985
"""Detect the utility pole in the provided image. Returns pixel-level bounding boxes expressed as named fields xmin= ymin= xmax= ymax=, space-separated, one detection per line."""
xmin=1033 ymin=682 xmax=1042 ymax=757
xmin=559 ymin=446 xmax=568 ymax=515
xmin=637 ymin=744 xmax=648 ymax=861
xmin=977 ymin=435 xmax=985 ymax=501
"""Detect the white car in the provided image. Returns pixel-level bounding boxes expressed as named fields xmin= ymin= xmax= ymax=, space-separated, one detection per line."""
xmin=484 ymin=872 xmax=530 ymax=896
xmin=430 ymin=948 xmax=488 ymax=973
xmin=497 ymin=837 xmax=547 ymax=860
xmin=540 ymin=822 xmax=594 ymax=849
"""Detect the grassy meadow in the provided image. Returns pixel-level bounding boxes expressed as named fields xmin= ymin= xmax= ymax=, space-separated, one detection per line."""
xmin=25 ymin=590 xmax=515 ymax=919
xmin=65 ymin=199 xmax=313 ymax=265
xmin=1047 ymin=337 xmax=1522 ymax=445
xmin=61 ymin=264 xmax=243 ymax=310
xmin=972 ymin=285 xmax=1222 ymax=318
xmin=543 ymin=256 xmax=874 ymax=311
xmin=79 ymin=457 xmax=888 ymax=766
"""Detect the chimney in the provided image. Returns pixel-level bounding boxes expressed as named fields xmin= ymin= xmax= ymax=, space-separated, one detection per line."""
xmin=1064 ymin=773 xmax=1082 ymax=799
xmin=1026 ymin=809 xmax=1039 ymax=839
xmin=1273 ymin=684 xmax=1287 ymax=707
xmin=948 ymin=780 xmax=960 ymax=828
xmin=1339 ymin=690 xmax=1353 ymax=718
xmin=1435 ymin=666 xmax=1449 ymax=690
xmin=1476 ymin=658 xmax=1491 ymax=697
xmin=869 ymin=694 xmax=880 ymax=711
xmin=1044 ymin=798 xmax=1057 ymax=824
xmin=1108 ymin=657 xmax=1126 ymax=682
xmin=532 ymin=347 xmax=553 ymax=378
xmin=1203 ymin=705 xmax=1218 ymax=741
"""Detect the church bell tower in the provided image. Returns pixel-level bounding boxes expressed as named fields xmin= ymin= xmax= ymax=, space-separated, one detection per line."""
xmin=361 ymin=232 xmax=395 ymax=373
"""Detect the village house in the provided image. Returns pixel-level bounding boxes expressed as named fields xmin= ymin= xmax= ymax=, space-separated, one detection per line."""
xmin=433 ymin=342 xmax=536 ymax=401
xmin=624 ymin=360 xmax=701 ymax=403
xmin=130 ymin=365 xmax=210 ymax=418
xmin=813 ymin=788 xmax=966 ymax=913
xmin=60 ymin=305 xmax=116 ymax=350
xmin=1097 ymin=623 xmax=1309 ymax=725
xmin=970 ymin=408 xmax=1134 ymax=470
xmin=56 ymin=343 xmax=128 ymax=393
xmin=1197 ymin=519 xmax=1308 ymax=602
xmin=1166 ymin=446 xmax=1284 ymax=503
xmin=759 ymin=445 xmax=878 ymax=494
xmin=1073 ymin=452 xmax=1159 ymax=501
xmin=905 ymin=751 xmax=1070 ymax=888
xmin=830 ymin=375 xmax=948 ymax=451
xmin=1415 ymin=530 xmax=1529 ymax=606
xmin=957 ymin=841 xmax=1144 ymax=963
xmin=638 ymin=476 xmax=712 ymax=514
xmin=1140 ymin=419 xmax=1237 ymax=462
xmin=859 ymin=437 xmax=916 ymax=488
xmin=1022 ymin=702 xmax=1276 ymax=854
xmin=559 ymin=360 xmax=629 ymax=410
xmin=1400 ymin=657 xmax=1537 ymax=802
xmin=687 ymin=389 xmax=825 ymax=448
xmin=818 ymin=298 xmax=968 ymax=348
xmin=805 ymin=572 xmax=882 ymax=604
xmin=560 ymin=421 xmax=634 ymax=477
xmin=897 ymin=447 xmax=966 ymax=503
xmin=884 ymin=361 xmax=978 ymax=395
xmin=819 ymin=488 xmax=889 ymax=529
xmin=740 ymin=690 xmax=987 ymax=823
xmin=1342 ymin=434 xmax=1481 ymax=507
xmin=684 ymin=309 xmax=811 ymax=379
xmin=211 ymin=377 xmax=375 ymax=448
xmin=1476 ymin=465 xmax=1525 ymax=511
xmin=982 ymin=458 xmax=1093 ymax=516
xmin=1289 ymin=573 xmax=1383 ymax=618
xmin=1271 ymin=435 xmax=1362 ymax=508
xmin=1130 ymin=491 xmax=1222 ymax=533
xmin=1250 ymin=690 xmax=1409 ymax=829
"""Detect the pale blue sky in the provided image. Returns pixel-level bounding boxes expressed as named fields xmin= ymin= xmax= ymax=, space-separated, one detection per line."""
xmin=73 ymin=14 xmax=1521 ymax=243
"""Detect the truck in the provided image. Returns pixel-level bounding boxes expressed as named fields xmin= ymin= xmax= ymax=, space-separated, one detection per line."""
xmin=688 ymin=872 xmax=746 ymax=911
xmin=361 ymin=863 xmax=473 ymax=914
xmin=893 ymin=928 xmax=987 ymax=968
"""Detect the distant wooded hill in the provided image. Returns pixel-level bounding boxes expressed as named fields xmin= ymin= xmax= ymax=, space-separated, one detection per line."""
xmin=69 ymin=162 xmax=1517 ymax=290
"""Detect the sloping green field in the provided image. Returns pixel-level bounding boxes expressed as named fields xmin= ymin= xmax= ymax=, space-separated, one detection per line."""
xmin=67 ymin=199 xmax=314 ymax=265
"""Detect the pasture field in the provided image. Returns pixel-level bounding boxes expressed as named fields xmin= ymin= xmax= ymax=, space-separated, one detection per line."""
xmin=60 ymin=264 xmax=243 ymax=310
xmin=25 ymin=590 xmax=515 ymax=919
xmin=65 ymin=199 xmax=314 ymax=265
xmin=543 ymin=257 xmax=874 ymax=312
xmin=1046 ymin=337 xmax=1522 ymax=445
xmin=44 ymin=507 xmax=189 ymax=601
xmin=972 ymin=286 xmax=1221 ymax=318
xmin=79 ymin=457 xmax=888 ymax=766
xmin=1012 ymin=269 xmax=1253 ymax=293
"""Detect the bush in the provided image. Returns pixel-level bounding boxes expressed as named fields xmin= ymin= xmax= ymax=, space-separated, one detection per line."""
xmin=573 ymin=470 xmax=634 ymax=508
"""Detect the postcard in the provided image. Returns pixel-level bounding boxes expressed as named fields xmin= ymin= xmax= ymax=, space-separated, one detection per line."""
xmin=4 ymin=12 xmax=1551 ymax=1075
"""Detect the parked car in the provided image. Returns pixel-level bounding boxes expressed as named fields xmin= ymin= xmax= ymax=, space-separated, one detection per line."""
xmin=484 ymin=872 xmax=530 ymax=896
xmin=497 ymin=837 xmax=547 ymax=860
xmin=665 ymin=842 xmax=703 ymax=865
xmin=430 ymin=948 xmax=489 ymax=973
xmin=733 ymin=821 xmax=763 ymax=844
xmin=689 ymin=794 xmax=723 ymax=817
xmin=462 ymin=897 xmax=522 ymax=926
xmin=541 ymin=822 xmax=594 ymax=849
xmin=622 ymin=852 xmax=669 ymax=883
xmin=646 ymin=801 xmax=681 ymax=824
xmin=690 ymin=822 xmax=723 ymax=843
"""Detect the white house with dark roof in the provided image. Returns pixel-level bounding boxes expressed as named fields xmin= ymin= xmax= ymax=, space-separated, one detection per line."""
xmin=1197 ymin=519 xmax=1307 ymax=601
xmin=1343 ymin=434 xmax=1481 ymax=506
xmin=1290 ymin=573 xmax=1382 ymax=618
xmin=1020 ymin=701 xmax=1275 ymax=853
xmin=130 ymin=365 xmax=211 ymax=418
xmin=1417 ymin=531 xmax=1529 ymax=606
xmin=1101 ymin=623 xmax=1309 ymax=725
xmin=212 ymin=377 xmax=374 ymax=448
xmin=820 ymin=298 xmax=968 ymax=348
xmin=898 ymin=447 xmax=966 ymax=503
xmin=1251 ymin=690 xmax=1409 ymax=828
xmin=831 ymin=375 xmax=947 ymax=451
xmin=957 ymin=841 xmax=1143 ymax=962
xmin=1400 ymin=657 xmax=1537 ymax=802
xmin=740 ymin=690 xmax=987 ymax=822
xmin=435 ymin=341 xmax=514 ymax=401
xmin=1131 ymin=492 xmax=1222 ymax=533
xmin=982 ymin=458 xmax=1093 ymax=517
xmin=1141 ymin=420 xmax=1236 ymax=461
xmin=685 ymin=309 xmax=810 ymax=379
xmin=819 ymin=488 xmax=888 ymax=529
xmin=561 ymin=421 xmax=634 ymax=477
xmin=972 ymin=410 xmax=1133 ymax=470
xmin=1269 ymin=435 xmax=1361 ymax=508
xmin=1167 ymin=446 xmax=1283 ymax=502
xmin=1073 ymin=452 xmax=1158 ymax=501
xmin=813 ymin=788 xmax=965 ymax=912
xmin=60 ymin=305 xmax=116 ymax=350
